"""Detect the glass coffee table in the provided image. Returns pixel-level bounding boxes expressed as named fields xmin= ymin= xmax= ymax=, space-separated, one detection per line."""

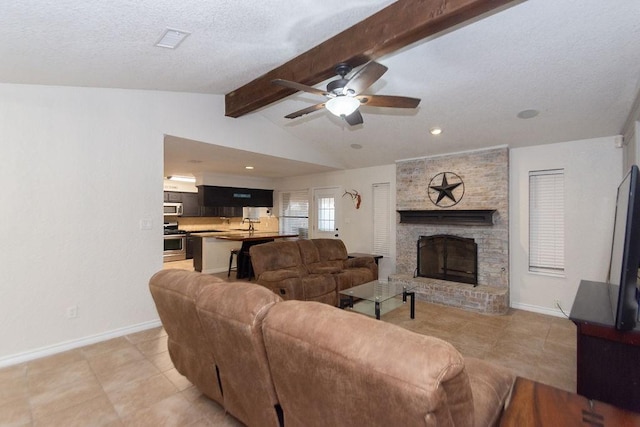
xmin=339 ymin=280 xmax=415 ymax=320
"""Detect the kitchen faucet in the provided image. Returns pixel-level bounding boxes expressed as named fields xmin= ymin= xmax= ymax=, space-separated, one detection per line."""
xmin=242 ymin=218 xmax=255 ymax=232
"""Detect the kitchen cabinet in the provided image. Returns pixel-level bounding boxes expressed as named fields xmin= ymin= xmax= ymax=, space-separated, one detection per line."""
xmin=181 ymin=192 xmax=200 ymax=217
xmin=201 ymin=206 xmax=244 ymax=217
xmin=165 ymin=191 xmax=243 ymax=217
xmin=164 ymin=191 xmax=182 ymax=202
xmin=198 ymin=185 xmax=273 ymax=207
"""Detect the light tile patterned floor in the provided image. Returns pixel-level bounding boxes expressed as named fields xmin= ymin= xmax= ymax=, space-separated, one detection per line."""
xmin=1 ymin=262 xmax=576 ymax=426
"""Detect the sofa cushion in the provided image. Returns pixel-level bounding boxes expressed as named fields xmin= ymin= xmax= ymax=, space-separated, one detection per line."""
xmin=262 ymin=300 xmax=475 ymax=426
xmin=465 ymin=358 xmax=515 ymax=426
xmin=148 ymin=269 xmax=224 ymax=405
xmin=312 ymin=238 xmax=348 ymax=261
xmin=250 ymin=241 xmax=303 ymax=277
xmin=296 ymin=239 xmax=321 ymax=264
xmin=196 ymin=282 xmax=283 ymax=427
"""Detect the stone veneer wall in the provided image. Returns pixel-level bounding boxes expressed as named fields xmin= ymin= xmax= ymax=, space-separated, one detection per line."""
xmin=393 ymin=147 xmax=509 ymax=313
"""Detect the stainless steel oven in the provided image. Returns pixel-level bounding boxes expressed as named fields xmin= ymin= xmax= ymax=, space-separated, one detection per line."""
xmin=163 ymin=222 xmax=186 ymax=262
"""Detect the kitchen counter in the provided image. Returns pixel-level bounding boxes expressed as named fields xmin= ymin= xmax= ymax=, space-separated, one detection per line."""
xmin=192 ymin=232 xmax=298 ymax=277
xmin=213 ymin=232 xmax=299 ymax=241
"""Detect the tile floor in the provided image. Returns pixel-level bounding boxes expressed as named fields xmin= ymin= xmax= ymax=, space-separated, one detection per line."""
xmin=1 ymin=260 xmax=576 ymax=426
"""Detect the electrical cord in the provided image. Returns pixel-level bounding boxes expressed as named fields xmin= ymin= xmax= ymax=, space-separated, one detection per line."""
xmin=555 ymin=301 xmax=570 ymax=318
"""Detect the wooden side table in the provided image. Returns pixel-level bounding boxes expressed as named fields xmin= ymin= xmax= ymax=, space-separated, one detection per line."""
xmin=347 ymin=252 xmax=383 ymax=265
xmin=499 ymin=377 xmax=640 ymax=426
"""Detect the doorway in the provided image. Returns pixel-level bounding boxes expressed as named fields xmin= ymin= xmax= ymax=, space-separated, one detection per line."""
xmin=312 ymin=187 xmax=342 ymax=239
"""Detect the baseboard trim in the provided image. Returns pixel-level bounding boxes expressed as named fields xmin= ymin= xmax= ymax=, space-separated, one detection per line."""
xmin=0 ymin=319 xmax=162 ymax=369
xmin=511 ymin=301 xmax=569 ymax=319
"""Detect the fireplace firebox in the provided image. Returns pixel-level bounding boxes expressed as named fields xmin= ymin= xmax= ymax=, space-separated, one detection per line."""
xmin=417 ymin=235 xmax=478 ymax=286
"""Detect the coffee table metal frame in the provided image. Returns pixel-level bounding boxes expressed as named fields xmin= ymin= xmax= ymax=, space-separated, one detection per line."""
xmin=339 ymin=280 xmax=415 ymax=320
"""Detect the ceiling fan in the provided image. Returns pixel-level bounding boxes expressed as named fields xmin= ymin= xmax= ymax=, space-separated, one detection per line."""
xmin=272 ymin=61 xmax=421 ymax=126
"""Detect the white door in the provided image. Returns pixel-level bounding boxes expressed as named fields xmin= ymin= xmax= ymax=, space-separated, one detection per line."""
xmin=312 ymin=187 xmax=341 ymax=239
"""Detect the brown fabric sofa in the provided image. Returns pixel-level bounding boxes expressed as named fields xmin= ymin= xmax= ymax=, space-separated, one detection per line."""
xmin=263 ymin=300 xmax=515 ymax=427
xmin=148 ymin=269 xmax=224 ymax=405
xmin=149 ymin=269 xmax=515 ymax=427
xmin=149 ymin=270 xmax=283 ymax=427
xmin=250 ymin=238 xmax=378 ymax=305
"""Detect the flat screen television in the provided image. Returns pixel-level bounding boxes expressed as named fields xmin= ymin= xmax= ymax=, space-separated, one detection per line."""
xmin=607 ymin=164 xmax=640 ymax=331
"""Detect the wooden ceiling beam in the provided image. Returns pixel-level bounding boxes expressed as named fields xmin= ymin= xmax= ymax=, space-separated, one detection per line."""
xmin=225 ymin=0 xmax=517 ymax=118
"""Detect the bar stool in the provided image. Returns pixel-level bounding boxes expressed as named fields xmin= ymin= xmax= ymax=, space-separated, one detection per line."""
xmin=228 ymin=248 xmax=239 ymax=277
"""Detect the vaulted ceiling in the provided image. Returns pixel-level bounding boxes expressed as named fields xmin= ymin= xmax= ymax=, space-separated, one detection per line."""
xmin=2 ymin=1 xmax=639 ymax=178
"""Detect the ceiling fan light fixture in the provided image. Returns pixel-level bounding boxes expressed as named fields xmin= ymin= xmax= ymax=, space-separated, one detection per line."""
xmin=325 ymin=96 xmax=360 ymax=117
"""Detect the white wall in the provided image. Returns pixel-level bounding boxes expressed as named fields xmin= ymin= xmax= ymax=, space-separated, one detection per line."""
xmin=275 ymin=165 xmax=397 ymax=279
xmin=0 ymin=83 xmax=325 ymax=366
xmin=509 ymin=136 xmax=623 ymax=316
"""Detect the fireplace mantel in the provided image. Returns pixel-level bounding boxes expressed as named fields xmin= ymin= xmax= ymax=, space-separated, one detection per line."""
xmin=397 ymin=209 xmax=496 ymax=226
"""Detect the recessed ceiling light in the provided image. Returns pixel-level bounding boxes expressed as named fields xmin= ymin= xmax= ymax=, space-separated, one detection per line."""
xmin=517 ymin=109 xmax=539 ymax=119
xmin=245 ymin=166 xmax=254 ymax=170
xmin=350 ymin=143 xmax=363 ymax=149
xmin=155 ymin=28 xmax=191 ymax=49
xmin=429 ymin=127 xmax=442 ymax=135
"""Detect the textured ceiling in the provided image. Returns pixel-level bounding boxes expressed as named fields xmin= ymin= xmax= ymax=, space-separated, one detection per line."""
xmin=2 ymin=1 xmax=640 ymax=178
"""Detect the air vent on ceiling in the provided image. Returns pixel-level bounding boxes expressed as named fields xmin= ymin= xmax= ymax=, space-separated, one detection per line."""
xmin=155 ymin=28 xmax=191 ymax=49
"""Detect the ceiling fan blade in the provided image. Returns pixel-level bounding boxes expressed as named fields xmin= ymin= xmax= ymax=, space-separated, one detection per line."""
xmin=344 ymin=110 xmax=364 ymax=126
xmin=342 ymin=61 xmax=388 ymax=95
xmin=284 ymin=103 xmax=326 ymax=119
xmin=272 ymin=79 xmax=329 ymax=97
xmin=356 ymin=94 xmax=421 ymax=108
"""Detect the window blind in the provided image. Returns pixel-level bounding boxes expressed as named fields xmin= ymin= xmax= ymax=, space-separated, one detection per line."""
xmin=279 ymin=190 xmax=309 ymax=239
xmin=373 ymin=183 xmax=391 ymax=256
xmin=529 ymin=169 xmax=565 ymax=274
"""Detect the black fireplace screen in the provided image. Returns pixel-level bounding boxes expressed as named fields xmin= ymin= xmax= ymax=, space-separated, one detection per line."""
xmin=417 ymin=235 xmax=478 ymax=286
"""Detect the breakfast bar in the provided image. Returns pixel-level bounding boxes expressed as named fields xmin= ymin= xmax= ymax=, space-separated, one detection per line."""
xmin=193 ymin=231 xmax=298 ymax=276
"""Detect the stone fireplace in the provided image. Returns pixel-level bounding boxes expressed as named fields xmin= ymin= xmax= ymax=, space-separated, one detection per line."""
xmin=390 ymin=147 xmax=509 ymax=314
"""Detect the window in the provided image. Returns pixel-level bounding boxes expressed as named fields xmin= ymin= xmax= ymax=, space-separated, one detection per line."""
xmin=279 ymin=190 xmax=309 ymax=239
xmin=373 ymin=183 xmax=391 ymax=256
xmin=316 ymin=197 xmax=335 ymax=232
xmin=529 ymin=169 xmax=565 ymax=275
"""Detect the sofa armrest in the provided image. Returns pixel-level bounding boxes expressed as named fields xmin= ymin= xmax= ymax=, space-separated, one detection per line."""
xmin=345 ymin=256 xmax=376 ymax=269
xmin=464 ymin=357 xmax=515 ymax=427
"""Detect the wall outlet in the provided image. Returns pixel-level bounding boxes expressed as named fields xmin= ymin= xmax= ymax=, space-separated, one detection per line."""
xmin=66 ymin=305 xmax=78 ymax=319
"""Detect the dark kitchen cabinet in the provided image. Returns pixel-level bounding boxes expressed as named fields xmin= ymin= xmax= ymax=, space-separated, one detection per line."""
xmin=185 ymin=233 xmax=195 ymax=259
xmin=198 ymin=185 xmax=273 ymax=207
xmin=181 ymin=192 xmax=200 ymax=217
xmin=200 ymin=206 xmax=244 ymax=217
xmin=164 ymin=191 xmax=182 ymax=202
xmin=221 ymin=206 xmax=244 ymax=217
xmin=164 ymin=190 xmax=245 ymax=217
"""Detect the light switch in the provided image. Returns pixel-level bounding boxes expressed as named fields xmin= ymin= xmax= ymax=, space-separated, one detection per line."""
xmin=140 ymin=218 xmax=153 ymax=230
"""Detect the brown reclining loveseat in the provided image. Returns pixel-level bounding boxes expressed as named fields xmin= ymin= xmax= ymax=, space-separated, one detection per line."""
xmin=149 ymin=269 xmax=515 ymax=427
xmin=249 ymin=238 xmax=378 ymax=306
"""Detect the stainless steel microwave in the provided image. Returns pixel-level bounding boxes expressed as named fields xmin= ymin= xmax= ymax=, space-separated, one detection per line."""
xmin=163 ymin=202 xmax=183 ymax=216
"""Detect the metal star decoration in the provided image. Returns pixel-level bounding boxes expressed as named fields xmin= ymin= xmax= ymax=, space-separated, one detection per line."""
xmin=428 ymin=172 xmax=465 ymax=207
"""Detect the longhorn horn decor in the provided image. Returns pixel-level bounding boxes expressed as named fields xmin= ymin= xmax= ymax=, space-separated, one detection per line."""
xmin=343 ymin=189 xmax=361 ymax=209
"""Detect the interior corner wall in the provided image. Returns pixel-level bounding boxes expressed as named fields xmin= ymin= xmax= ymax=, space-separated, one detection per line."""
xmin=274 ymin=164 xmax=397 ymax=279
xmin=0 ymin=83 xmax=319 ymax=366
xmin=509 ymin=136 xmax=622 ymax=316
